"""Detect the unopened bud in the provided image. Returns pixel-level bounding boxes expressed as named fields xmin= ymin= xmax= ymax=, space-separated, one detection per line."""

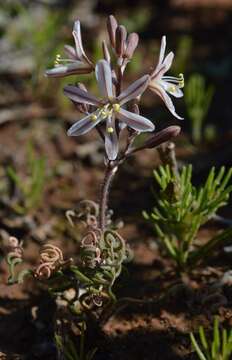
xmin=127 ymin=126 xmax=181 ymax=155
xmin=124 ymin=33 xmax=139 ymax=59
xmin=115 ymin=25 xmax=127 ymax=57
xmin=144 ymin=126 xmax=181 ymax=149
xmin=102 ymin=40 xmax=111 ymax=63
xmin=107 ymin=15 xmax=118 ymax=48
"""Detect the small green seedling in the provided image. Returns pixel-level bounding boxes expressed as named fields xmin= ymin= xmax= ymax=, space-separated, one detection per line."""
xmin=55 ymin=322 xmax=97 ymax=360
xmin=190 ymin=317 xmax=232 ymax=360
xmin=185 ymin=73 xmax=214 ymax=144
xmin=7 ymin=143 xmax=46 ymax=214
xmin=143 ymin=165 xmax=232 ymax=270
xmin=172 ymin=35 xmax=193 ymax=75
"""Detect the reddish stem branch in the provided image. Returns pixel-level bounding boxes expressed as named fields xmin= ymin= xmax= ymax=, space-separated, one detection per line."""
xmin=98 ymin=164 xmax=118 ymax=230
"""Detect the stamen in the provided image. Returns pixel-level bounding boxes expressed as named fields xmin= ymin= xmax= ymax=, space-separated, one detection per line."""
xmin=107 ymin=127 xmax=114 ymax=133
xmin=54 ymin=53 xmax=76 ymax=66
xmin=91 ymin=114 xmax=98 ymax=121
xmin=162 ymin=77 xmax=179 ymax=83
xmin=113 ymin=103 xmax=120 ymax=112
xmin=101 ymin=111 xmax=107 ymax=118
xmin=168 ymin=85 xmax=176 ymax=93
xmin=179 ymin=73 xmax=184 ymax=88
xmin=54 ymin=54 xmax=60 ymax=65
xmin=162 ymin=73 xmax=184 ymax=88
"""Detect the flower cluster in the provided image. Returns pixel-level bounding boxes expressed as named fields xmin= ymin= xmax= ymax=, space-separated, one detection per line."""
xmin=46 ymin=15 xmax=184 ymax=161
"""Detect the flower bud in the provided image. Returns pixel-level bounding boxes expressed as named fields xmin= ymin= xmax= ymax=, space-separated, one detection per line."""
xmin=115 ymin=25 xmax=127 ymax=57
xmin=107 ymin=15 xmax=118 ymax=48
xmin=143 ymin=126 xmax=181 ymax=149
xmin=124 ymin=32 xmax=139 ymax=59
xmin=102 ymin=40 xmax=111 ymax=63
xmin=127 ymin=126 xmax=181 ymax=154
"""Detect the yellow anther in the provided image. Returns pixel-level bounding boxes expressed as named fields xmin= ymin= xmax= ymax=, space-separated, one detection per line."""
xmin=54 ymin=54 xmax=61 ymax=66
xmin=90 ymin=114 xmax=98 ymax=121
xmin=113 ymin=103 xmax=120 ymax=112
xmin=168 ymin=85 xmax=176 ymax=93
xmin=101 ymin=111 xmax=107 ymax=118
xmin=107 ymin=127 xmax=114 ymax=133
xmin=179 ymin=73 xmax=184 ymax=88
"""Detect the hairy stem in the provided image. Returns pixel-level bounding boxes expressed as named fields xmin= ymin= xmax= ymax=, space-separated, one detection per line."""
xmin=99 ymin=163 xmax=118 ymax=230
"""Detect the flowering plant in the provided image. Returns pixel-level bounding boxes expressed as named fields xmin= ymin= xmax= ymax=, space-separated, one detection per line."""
xmin=6 ymin=15 xmax=183 ymax=324
xmin=46 ymin=15 xmax=183 ymax=230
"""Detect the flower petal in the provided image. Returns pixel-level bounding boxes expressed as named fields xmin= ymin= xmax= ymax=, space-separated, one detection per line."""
xmin=67 ymin=111 xmax=102 ymax=136
xmin=105 ymin=116 xmax=118 ymax=160
xmin=102 ymin=40 xmax=111 ymax=63
xmin=151 ymin=34 xmax=174 ymax=80
xmin=64 ymin=85 xmax=101 ymax=106
xmin=95 ymin=60 xmax=113 ymax=99
xmin=46 ymin=62 xmax=92 ymax=78
xmin=152 ymin=52 xmax=174 ymax=80
xmin=72 ymin=20 xmax=86 ymax=60
xmin=64 ymin=45 xmax=77 ymax=60
xmin=160 ymin=80 xmax=183 ymax=98
xmin=151 ymin=36 xmax=167 ymax=79
xmin=149 ymin=84 xmax=184 ymax=120
xmin=117 ymin=108 xmax=155 ymax=132
xmin=158 ymin=36 xmax=166 ymax=66
xmin=161 ymin=51 xmax=174 ymax=74
xmin=117 ymin=75 xmax=149 ymax=105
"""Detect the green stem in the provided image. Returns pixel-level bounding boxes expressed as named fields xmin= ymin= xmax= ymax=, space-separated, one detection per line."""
xmin=192 ymin=118 xmax=203 ymax=145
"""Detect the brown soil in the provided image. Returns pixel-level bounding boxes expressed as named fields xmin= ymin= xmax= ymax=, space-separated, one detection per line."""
xmin=0 ymin=118 xmax=232 ymax=360
xmin=1 ymin=1 xmax=232 ymax=358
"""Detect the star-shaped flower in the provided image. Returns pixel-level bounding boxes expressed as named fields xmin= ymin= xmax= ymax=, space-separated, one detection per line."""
xmin=46 ymin=20 xmax=93 ymax=78
xmin=64 ymin=60 xmax=155 ymax=160
xmin=148 ymin=36 xmax=184 ymax=120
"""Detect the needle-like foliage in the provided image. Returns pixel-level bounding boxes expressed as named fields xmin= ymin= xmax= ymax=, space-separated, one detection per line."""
xmin=143 ymin=165 xmax=232 ymax=269
xmin=190 ymin=317 xmax=232 ymax=360
xmin=185 ymin=73 xmax=214 ymax=144
xmin=7 ymin=143 xmax=46 ymax=214
xmin=55 ymin=322 xmax=97 ymax=360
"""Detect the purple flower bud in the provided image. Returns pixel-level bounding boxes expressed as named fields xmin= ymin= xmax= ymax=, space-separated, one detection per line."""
xmin=115 ymin=25 xmax=127 ymax=57
xmin=127 ymin=126 xmax=181 ymax=154
xmin=107 ymin=15 xmax=118 ymax=48
xmin=102 ymin=40 xmax=111 ymax=63
xmin=144 ymin=126 xmax=181 ymax=149
xmin=124 ymin=33 xmax=139 ymax=59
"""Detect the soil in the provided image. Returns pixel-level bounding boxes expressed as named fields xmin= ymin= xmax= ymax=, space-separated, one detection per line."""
xmin=0 ymin=117 xmax=232 ymax=360
xmin=1 ymin=1 xmax=232 ymax=359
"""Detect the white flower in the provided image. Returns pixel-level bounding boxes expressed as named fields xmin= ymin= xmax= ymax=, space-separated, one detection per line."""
xmin=149 ymin=36 xmax=184 ymax=120
xmin=46 ymin=20 xmax=93 ymax=78
xmin=64 ymin=60 xmax=154 ymax=161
